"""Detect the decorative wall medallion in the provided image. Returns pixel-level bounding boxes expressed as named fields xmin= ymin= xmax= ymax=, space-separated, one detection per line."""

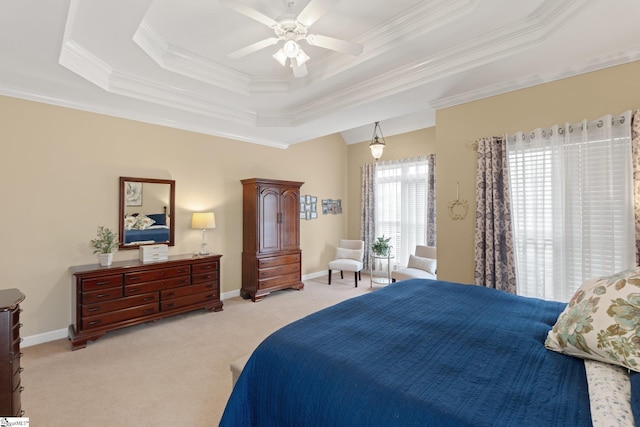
xmin=448 ymin=199 xmax=468 ymax=220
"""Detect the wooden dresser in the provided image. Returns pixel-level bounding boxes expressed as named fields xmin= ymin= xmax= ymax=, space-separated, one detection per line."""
xmin=241 ymin=178 xmax=304 ymax=301
xmin=69 ymin=254 xmax=222 ymax=350
xmin=0 ymin=288 xmax=25 ymax=417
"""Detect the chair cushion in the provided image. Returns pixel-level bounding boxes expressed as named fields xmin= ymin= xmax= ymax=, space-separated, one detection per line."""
xmin=391 ymin=267 xmax=436 ymax=282
xmin=328 ymin=259 xmax=363 ymax=272
xmin=335 ymin=247 xmax=362 ymax=261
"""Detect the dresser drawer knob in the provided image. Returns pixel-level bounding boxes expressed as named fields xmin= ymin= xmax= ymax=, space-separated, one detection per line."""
xmin=95 ymin=280 xmax=111 ymax=286
xmin=19 ymin=367 xmax=24 ymax=373
xmin=18 ymin=323 xmax=23 ymax=328
xmin=143 ymin=297 xmax=154 ymax=302
xmin=96 ymin=293 xmax=111 ymax=299
xmin=88 ymin=320 xmax=102 ymax=326
xmin=165 ymin=292 xmax=175 ymax=297
xmin=128 ymin=288 xmax=141 ymax=294
xmin=87 ymin=307 xmax=101 ymax=312
xmin=165 ymin=303 xmax=176 ymax=309
xmin=143 ymin=308 xmax=154 ymax=314
xmin=19 ymin=386 xmax=24 ymax=392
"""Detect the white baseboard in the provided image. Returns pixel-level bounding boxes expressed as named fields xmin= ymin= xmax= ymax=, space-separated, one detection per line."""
xmin=23 ymin=272 xmax=328 ymax=347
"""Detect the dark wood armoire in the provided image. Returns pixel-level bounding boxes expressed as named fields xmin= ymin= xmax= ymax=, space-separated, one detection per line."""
xmin=241 ymin=178 xmax=304 ymax=301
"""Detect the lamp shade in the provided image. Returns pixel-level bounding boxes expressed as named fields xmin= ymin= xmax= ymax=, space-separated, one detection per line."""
xmin=191 ymin=212 xmax=216 ymax=229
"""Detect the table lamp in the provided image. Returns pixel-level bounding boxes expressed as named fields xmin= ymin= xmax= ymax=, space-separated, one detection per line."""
xmin=191 ymin=212 xmax=216 ymax=255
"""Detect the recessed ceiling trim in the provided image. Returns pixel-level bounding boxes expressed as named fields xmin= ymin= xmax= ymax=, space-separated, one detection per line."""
xmin=108 ymin=70 xmax=258 ymax=126
xmin=284 ymin=0 xmax=598 ymax=126
xmin=59 ymin=39 xmax=113 ymax=91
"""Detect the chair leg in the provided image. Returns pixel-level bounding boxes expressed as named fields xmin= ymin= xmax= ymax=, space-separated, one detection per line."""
xmin=358 ymin=271 xmax=361 ymax=280
xmin=340 ymin=271 xmax=344 ymax=279
xmin=354 ymin=271 xmax=358 ymax=287
xmin=328 ymin=269 xmax=332 ymax=285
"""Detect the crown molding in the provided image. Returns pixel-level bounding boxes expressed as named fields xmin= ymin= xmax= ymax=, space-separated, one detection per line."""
xmin=430 ymin=49 xmax=640 ymax=110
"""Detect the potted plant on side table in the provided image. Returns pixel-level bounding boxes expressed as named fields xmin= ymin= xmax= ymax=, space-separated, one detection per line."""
xmin=371 ymin=235 xmax=392 ymax=257
xmin=91 ymin=226 xmax=118 ymax=267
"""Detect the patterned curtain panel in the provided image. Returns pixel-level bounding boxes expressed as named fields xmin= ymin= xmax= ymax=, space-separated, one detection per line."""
xmin=474 ymin=136 xmax=517 ymax=293
xmin=360 ymin=162 xmax=376 ymax=271
xmin=633 ymin=110 xmax=640 ymax=266
xmin=427 ymin=154 xmax=437 ymax=246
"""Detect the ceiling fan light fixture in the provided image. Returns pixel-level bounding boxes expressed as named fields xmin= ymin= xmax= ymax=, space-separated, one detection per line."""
xmin=273 ymin=48 xmax=288 ymax=66
xmin=295 ymin=49 xmax=309 ymax=66
xmin=283 ymin=39 xmax=300 ymax=58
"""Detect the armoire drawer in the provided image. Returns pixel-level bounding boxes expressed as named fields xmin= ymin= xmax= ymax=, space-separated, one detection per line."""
xmin=258 ymin=273 xmax=300 ymax=290
xmin=258 ymin=263 xmax=300 ymax=279
xmin=258 ymin=254 xmax=300 ymax=269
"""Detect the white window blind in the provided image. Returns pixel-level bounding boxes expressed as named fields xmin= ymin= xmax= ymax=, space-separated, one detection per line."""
xmin=375 ymin=157 xmax=429 ymax=269
xmin=506 ymin=112 xmax=635 ymax=302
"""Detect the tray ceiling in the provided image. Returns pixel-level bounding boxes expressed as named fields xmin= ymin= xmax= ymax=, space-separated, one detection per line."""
xmin=1 ymin=0 xmax=640 ymax=147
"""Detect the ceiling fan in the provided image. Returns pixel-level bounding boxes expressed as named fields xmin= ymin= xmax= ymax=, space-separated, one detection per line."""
xmin=221 ymin=0 xmax=363 ymax=78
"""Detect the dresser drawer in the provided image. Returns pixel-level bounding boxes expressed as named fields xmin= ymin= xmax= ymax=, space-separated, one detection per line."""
xmin=192 ymin=261 xmax=218 ymax=274
xmin=82 ymin=287 xmax=123 ymax=305
xmin=81 ymin=274 xmax=123 ymax=292
xmin=82 ymin=293 xmax=159 ymax=317
xmin=258 ymin=272 xmax=300 ymax=289
xmin=161 ymin=290 xmax=219 ymax=311
xmin=192 ymin=271 xmax=218 ymax=284
xmin=124 ymin=266 xmax=191 ymax=284
xmin=258 ymin=263 xmax=300 ymax=279
xmin=161 ymin=282 xmax=218 ymax=300
xmin=11 ymin=378 xmax=22 ymax=416
xmin=124 ymin=276 xmax=191 ymax=296
xmin=258 ymin=253 xmax=300 ymax=268
xmin=82 ymin=303 xmax=159 ymax=330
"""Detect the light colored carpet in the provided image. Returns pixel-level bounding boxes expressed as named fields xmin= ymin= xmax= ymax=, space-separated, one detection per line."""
xmin=22 ymin=275 xmax=377 ymax=426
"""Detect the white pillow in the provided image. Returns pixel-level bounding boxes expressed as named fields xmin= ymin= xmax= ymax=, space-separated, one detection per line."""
xmin=335 ymin=247 xmax=362 ymax=261
xmin=545 ymin=267 xmax=640 ymax=372
xmin=407 ymin=254 xmax=436 ymax=274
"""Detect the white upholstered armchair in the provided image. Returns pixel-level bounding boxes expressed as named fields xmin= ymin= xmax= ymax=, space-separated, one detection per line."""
xmin=328 ymin=240 xmax=365 ymax=287
xmin=391 ymin=245 xmax=437 ymax=282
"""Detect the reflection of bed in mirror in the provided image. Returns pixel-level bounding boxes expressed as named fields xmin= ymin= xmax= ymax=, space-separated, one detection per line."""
xmin=118 ymin=177 xmax=175 ymax=249
xmin=123 ymin=208 xmax=170 ymax=245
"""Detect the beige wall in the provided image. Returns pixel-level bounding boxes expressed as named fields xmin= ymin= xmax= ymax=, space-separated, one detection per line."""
xmin=0 ymin=95 xmax=348 ymax=338
xmin=3 ymin=60 xmax=639 ymax=341
xmin=346 ymin=127 xmax=437 ymax=239
xmin=435 ymin=60 xmax=640 ymax=284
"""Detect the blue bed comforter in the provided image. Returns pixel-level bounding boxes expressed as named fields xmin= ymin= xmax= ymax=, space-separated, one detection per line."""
xmin=220 ymin=279 xmax=593 ymax=427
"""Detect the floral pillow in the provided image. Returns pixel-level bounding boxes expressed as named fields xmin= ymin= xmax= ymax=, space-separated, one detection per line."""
xmin=124 ymin=215 xmax=137 ymax=230
xmin=545 ymin=267 xmax=640 ymax=372
xmin=133 ymin=215 xmax=155 ymax=230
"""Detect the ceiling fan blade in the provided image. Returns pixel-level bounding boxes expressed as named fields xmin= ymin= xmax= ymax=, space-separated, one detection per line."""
xmin=305 ymin=34 xmax=363 ymax=55
xmin=291 ymin=62 xmax=308 ymax=78
xmin=220 ymin=0 xmax=280 ymax=28
xmin=228 ymin=37 xmax=280 ymax=59
xmin=296 ymin=0 xmax=339 ymax=27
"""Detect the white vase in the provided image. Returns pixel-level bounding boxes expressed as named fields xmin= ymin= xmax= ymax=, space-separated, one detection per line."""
xmin=98 ymin=253 xmax=114 ymax=267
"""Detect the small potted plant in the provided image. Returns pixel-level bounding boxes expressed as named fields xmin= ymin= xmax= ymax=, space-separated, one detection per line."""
xmin=371 ymin=235 xmax=392 ymax=257
xmin=91 ymin=226 xmax=118 ymax=266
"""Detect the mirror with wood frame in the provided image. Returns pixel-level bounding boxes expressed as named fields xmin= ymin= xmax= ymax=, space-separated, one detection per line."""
xmin=118 ymin=177 xmax=175 ymax=250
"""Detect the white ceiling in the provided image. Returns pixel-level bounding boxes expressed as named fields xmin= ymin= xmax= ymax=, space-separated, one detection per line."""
xmin=2 ymin=0 xmax=640 ymax=147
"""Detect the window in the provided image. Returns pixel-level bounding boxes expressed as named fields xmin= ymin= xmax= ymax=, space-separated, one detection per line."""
xmin=375 ymin=157 xmax=432 ymax=269
xmin=507 ymin=113 xmax=635 ymax=301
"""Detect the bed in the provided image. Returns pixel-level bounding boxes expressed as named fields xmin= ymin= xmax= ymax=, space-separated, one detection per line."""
xmin=220 ymin=278 xmax=640 ymax=427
